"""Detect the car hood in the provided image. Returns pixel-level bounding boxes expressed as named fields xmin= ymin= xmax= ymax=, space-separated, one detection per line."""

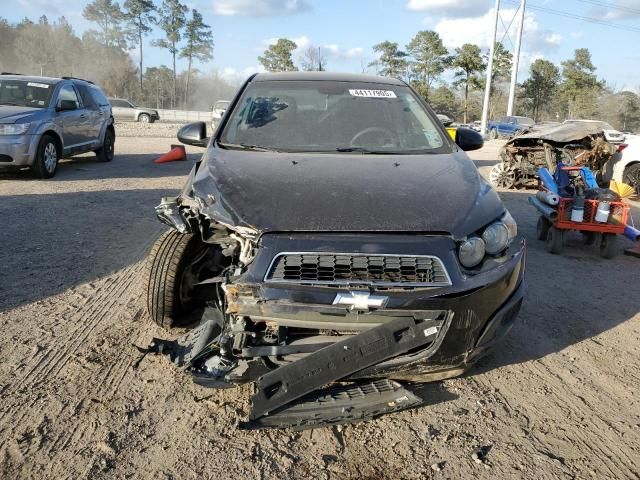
xmin=191 ymin=148 xmax=504 ymax=239
xmin=0 ymin=105 xmax=41 ymax=123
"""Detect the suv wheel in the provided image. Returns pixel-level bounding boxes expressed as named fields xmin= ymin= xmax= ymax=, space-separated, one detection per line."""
xmin=32 ymin=134 xmax=59 ymax=179
xmin=489 ymin=128 xmax=498 ymax=140
xmin=95 ymin=129 xmax=115 ymax=162
xmin=138 ymin=113 xmax=151 ymax=123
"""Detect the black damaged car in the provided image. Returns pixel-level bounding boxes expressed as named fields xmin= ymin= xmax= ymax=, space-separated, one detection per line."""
xmin=144 ymin=72 xmax=525 ymax=429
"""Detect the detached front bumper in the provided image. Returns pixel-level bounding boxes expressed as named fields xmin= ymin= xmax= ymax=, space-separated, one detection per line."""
xmin=227 ymin=234 xmax=526 ymax=381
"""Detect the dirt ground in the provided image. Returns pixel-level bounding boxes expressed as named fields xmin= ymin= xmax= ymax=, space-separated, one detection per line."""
xmin=0 ymin=129 xmax=639 ymax=479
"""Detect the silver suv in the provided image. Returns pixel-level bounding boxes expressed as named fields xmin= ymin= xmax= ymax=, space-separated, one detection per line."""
xmin=109 ymin=98 xmax=159 ymax=123
xmin=0 ymin=74 xmax=115 ymax=178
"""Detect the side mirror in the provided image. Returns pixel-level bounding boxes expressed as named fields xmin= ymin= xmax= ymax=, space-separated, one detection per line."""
xmin=57 ymin=100 xmax=77 ymax=111
xmin=455 ymin=127 xmax=484 ymax=151
xmin=177 ymin=121 xmax=208 ymax=147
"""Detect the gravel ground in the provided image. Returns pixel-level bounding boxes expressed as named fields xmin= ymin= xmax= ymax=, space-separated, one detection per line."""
xmin=115 ymin=121 xmax=191 ymax=138
xmin=0 ymin=131 xmax=639 ymax=479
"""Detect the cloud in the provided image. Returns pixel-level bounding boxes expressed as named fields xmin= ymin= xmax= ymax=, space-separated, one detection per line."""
xmin=406 ymin=0 xmax=489 ymax=18
xmin=219 ymin=65 xmax=265 ymax=84
xmin=586 ymin=0 xmax=640 ymax=20
xmin=434 ymin=8 xmax=562 ymax=54
xmin=213 ymin=0 xmax=311 ymax=16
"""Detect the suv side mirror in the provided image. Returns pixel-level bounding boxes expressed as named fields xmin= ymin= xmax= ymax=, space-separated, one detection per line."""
xmin=177 ymin=121 xmax=208 ymax=147
xmin=455 ymin=127 xmax=484 ymax=151
xmin=57 ymin=100 xmax=77 ymax=111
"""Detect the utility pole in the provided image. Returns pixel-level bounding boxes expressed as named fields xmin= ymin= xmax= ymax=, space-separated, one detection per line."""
xmin=507 ymin=0 xmax=526 ymax=115
xmin=480 ymin=0 xmax=501 ymax=138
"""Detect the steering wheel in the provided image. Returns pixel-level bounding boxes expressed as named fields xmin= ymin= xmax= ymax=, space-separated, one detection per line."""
xmin=349 ymin=127 xmax=395 ymax=147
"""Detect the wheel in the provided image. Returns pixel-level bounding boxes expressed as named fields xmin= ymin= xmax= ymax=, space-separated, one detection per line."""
xmin=31 ymin=134 xmax=59 ymax=179
xmin=536 ymin=216 xmax=551 ymax=240
xmin=95 ymin=128 xmax=115 ymax=162
xmin=599 ymin=233 xmax=618 ymax=259
xmin=623 ymin=163 xmax=640 ymax=197
xmin=489 ymin=163 xmax=516 ymax=189
xmin=582 ymin=231 xmax=597 ymax=245
xmin=145 ymin=230 xmax=207 ymax=328
xmin=546 ymin=226 xmax=564 ymax=254
xmin=138 ymin=113 xmax=151 ymax=123
xmin=489 ymin=128 xmax=498 ymax=140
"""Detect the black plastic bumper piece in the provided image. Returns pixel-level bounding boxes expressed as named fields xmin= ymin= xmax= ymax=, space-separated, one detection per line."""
xmin=249 ymin=317 xmax=437 ymax=420
xmin=243 ymin=379 xmax=422 ymax=430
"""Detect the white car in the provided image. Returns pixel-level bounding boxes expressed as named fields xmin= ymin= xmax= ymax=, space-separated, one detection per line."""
xmin=563 ymin=119 xmax=625 ymax=144
xmin=211 ymin=100 xmax=230 ymax=129
xmin=603 ymin=134 xmax=640 ymax=195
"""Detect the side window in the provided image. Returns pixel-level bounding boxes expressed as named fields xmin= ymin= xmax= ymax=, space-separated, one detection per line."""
xmin=112 ymin=99 xmax=126 ymax=108
xmin=57 ymin=84 xmax=80 ymax=110
xmin=90 ymin=87 xmax=110 ymax=107
xmin=76 ymin=84 xmax=97 ymax=110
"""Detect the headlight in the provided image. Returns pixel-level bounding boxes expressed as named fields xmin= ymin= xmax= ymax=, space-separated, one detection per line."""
xmin=482 ymin=222 xmax=510 ymax=254
xmin=458 ymin=236 xmax=485 ymax=268
xmin=501 ymin=210 xmax=517 ymax=241
xmin=0 ymin=123 xmax=30 ymax=135
xmin=459 ymin=210 xmax=518 ymax=267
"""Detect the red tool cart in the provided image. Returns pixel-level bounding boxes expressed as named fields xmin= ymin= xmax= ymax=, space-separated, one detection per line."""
xmin=534 ymin=167 xmax=630 ymax=258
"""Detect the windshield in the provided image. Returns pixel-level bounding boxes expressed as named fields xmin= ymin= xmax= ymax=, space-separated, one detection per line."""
xmin=0 ymin=79 xmax=54 ymax=108
xmin=566 ymin=120 xmax=615 ymax=130
xmin=219 ymin=80 xmax=448 ymax=154
xmin=514 ymin=116 xmax=535 ymax=126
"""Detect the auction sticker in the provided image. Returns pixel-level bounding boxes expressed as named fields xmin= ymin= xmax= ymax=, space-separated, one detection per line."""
xmin=349 ymin=89 xmax=396 ymax=98
xmin=27 ymin=82 xmax=49 ymax=88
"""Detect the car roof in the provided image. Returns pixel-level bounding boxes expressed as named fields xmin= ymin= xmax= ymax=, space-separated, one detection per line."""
xmin=0 ymin=74 xmax=60 ymax=85
xmin=252 ymin=71 xmax=407 ymax=86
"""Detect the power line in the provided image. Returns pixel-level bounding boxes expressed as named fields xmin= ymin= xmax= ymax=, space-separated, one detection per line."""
xmin=504 ymin=0 xmax=640 ymax=33
xmin=573 ymin=0 xmax=640 ymax=17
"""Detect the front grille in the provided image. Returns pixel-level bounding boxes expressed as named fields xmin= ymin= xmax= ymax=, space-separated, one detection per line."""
xmin=265 ymin=253 xmax=451 ymax=287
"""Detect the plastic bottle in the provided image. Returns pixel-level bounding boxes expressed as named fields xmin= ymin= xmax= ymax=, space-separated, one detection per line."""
xmin=595 ymin=201 xmax=611 ymax=223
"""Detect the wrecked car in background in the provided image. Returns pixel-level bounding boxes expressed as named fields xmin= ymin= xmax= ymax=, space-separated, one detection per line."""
xmin=489 ymin=122 xmax=618 ymax=189
xmin=143 ymin=72 xmax=525 ymax=429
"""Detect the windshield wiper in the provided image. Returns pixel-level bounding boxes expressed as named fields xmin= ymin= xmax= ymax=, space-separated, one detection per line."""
xmin=217 ymin=141 xmax=274 ymax=152
xmin=335 ymin=146 xmax=394 ymax=154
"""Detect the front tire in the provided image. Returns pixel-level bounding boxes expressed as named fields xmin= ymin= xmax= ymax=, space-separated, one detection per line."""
xmin=536 ymin=216 xmax=551 ymax=240
xmin=546 ymin=226 xmax=564 ymax=254
xmin=138 ymin=113 xmax=151 ymax=123
xmin=489 ymin=128 xmax=498 ymax=140
xmin=145 ymin=230 xmax=205 ymax=329
xmin=31 ymin=134 xmax=59 ymax=179
xmin=95 ymin=128 xmax=115 ymax=162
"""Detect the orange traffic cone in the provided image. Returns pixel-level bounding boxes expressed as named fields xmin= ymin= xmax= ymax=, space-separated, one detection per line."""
xmin=154 ymin=144 xmax=186 ymax=164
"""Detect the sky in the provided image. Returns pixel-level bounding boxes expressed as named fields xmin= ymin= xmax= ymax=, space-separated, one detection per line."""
xmin=8 ymin=0 xmax=640 ymax=90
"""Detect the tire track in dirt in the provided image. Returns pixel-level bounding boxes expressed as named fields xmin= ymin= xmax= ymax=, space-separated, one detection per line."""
xmin=0 ymin=232 xmax=159 ymax=458
xmin=472 ymin=355 xmax=639 ymax=479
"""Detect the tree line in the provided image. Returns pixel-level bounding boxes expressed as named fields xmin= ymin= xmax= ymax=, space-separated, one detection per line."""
xmin=0 ymin=0 xmax=234 ymax=110
xmin=258 ymin=32 xmax=640 ymax=131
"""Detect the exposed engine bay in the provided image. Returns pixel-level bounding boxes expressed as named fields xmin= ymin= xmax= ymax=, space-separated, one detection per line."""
xmin=489 ymin=123 xmax=617 ymax=189
xmin=146 ymin=195 xmax=456 ymax=429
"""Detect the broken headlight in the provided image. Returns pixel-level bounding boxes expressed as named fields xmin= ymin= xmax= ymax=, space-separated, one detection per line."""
xmin=459 ymin=210 xmax=517 ymax=267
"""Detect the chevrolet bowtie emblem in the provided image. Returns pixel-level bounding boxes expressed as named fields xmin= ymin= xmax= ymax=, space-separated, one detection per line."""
xmin=332 ymin=292 xmax=388 ymax=310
